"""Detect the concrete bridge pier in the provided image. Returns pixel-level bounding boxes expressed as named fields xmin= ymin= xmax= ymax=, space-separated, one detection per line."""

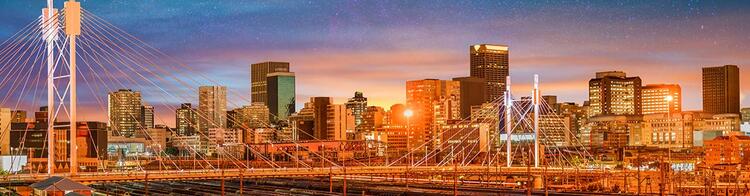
xmin=533 ymin=175 xmax=544 ymax=190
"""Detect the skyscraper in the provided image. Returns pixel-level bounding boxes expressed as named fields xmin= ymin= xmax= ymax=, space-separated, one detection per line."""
xmin=198 ymin=86 xmax=227 ymax=131
xmin=406 ymin=79 xmax=460 ymax=151
xmin=345 ymin=91 xmax=367 ymax=129
xmin=470 ymin=44 xmax=508 ymax=103
xmin=108 ymin=89 xmax=143 ymax=137
xmin=702 ymin=65 xmax=740 ymax=114
xmin=326 ymin=104 xmax=355 ymax=140
xmin=176 ymin=103 xmax=197 ymax=136
xmin=141 ymin=105 xmax=155 ymax=129
xmin=228 ymin=103 xmax=270 ymax=129
xmin=588 ymin=71 xmax=642 ymax=116
xmin=251 ymin=61 xmax=290 ymax=105
xmin=452 ymin=77 xmax=485 ymax=119
xmin=266 ymin=71 xmax=295 ymax=121
xmin=642 ymin=84 xmax=681 ymax=115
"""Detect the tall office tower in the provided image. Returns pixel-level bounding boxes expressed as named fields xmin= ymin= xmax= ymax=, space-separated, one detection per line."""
xmin=327 ymin=104 xmax=355 ymax=140
xmin=345 ymin=91 xmax=367 ymax=129
xmin=176 ymin=103 xmax=197 ymax=136
xmin=10 ymin=110 xmax=26 ymax=123
xmin=198 ymin=86 xmax=228 ymax=132
xmin=702 ymin=65 xmax=740 ymax=114
xmin=108 ymin=89 xmax=143 ymax=137
xmin=251 ymin=61 xmax=290 ymax=104
xmin=588 ymin=71 xmax=642 ymax=116
xmin=470 ymin=44 xmax=509 ymax=103
xmin=308 ymin=97 xmax=333 ymax=140
xmin=266 ymin=72 xmax=295 ymax=121
xmin=141 ymin=105 xmax=155 ymax=129
xmin=0 ymin=108 xmax=10 ymax=154
xmin=406 ymin=79 xmax=460 ymax=151
xmin=642 ymin=84 xmax=682 ymax=115
xmin=452 ymin=77 xmax=485 ymax=119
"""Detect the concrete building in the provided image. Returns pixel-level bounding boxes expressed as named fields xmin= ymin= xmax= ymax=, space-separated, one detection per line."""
xmin=470 ymin=44 xmax=508 ymax=103
xmin=108 ymin=89 xmax=142 ymax=137
xmin=452 ymin=77 xmax=485 ymax=119
xmin=360 ymin=106 xmax=385 ymax=133
xmin=208 ymin=128 xmax=242 ymax=157
xmin=140 ymin=105 xmax=154 ymax=129
xmin=406 ymin=79 xmax=460 ymax=152
xmin=741 ymin=107 xmax=750 ymax=123
xmin=345 ymin=91 xmax=367 ymax=130
xmin=10 ymin=110 xmax=26 ymax=123
xmin=642 ymin=84 xmax=681 ymax=115
xmin=588 ymin=71 xmax=642 ymax=117
xmin=582 ymin=115 xmax=641 ymax=149
xmin=198 ymin=86 xmax=227 ymax=131
xmin=251 ymin=61 xmax=290 ymax=104
xmin=266 ymin=71 xmax=295 ymax=121
xmin=175 ymin=103 xmax=197 ymax=136
xmin=641 ymin=112 xmax=712 ymax=148
xmin=703 ymin=135 xmax=750 ymax=166
xmin=702 ymin=65 xmax=740 ymax=114
xmin=327 ymin=104 xmax=355 ymax=141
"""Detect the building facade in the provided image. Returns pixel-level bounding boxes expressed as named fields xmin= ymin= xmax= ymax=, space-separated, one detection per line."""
xmin=642 ymin=84 xmax=681 ymax=115
xmin=108 ymin=89 xmax=143 ymax=137
xmin=198 ymin=86 xmax=227 ymax=132
xmin=266 ymin=71 xmax=295 ymax=121
xmin=175 ymin=103 xmax=197 ymax=136
xmin=470 ymin=44 xmax=508 ymax=103
xmin=345 ymin=92 xmax=367 ymax=130
xmin=588 ymin=71 xmax=642 ymax=116
xmin=702 ymin=65 xmax=740 ymax=114
xmin=250 ymin=61 xmax=290 ymax=105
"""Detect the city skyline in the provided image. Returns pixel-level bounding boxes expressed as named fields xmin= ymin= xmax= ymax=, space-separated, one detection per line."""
xmin=0 ymin=1 xmax=748 ymax=123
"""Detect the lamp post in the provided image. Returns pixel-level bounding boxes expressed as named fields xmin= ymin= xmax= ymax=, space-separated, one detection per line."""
xmin=404 ymin=109 xmax=413 ymax=189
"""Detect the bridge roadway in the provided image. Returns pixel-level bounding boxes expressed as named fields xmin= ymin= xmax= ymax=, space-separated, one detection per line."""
xmin=2 ymin=166 xmax=611 ymax=184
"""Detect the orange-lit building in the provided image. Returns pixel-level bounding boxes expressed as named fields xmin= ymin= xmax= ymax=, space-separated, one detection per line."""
xmin=406 ymin=79 xmax=460 ymax=153
xmin=703 ymin=135 xmax=750 ymax=166
xmin=469 ymin=44 xmax=508 ymax=103
xmin=642 ymin=84 xmax=681 ymax=115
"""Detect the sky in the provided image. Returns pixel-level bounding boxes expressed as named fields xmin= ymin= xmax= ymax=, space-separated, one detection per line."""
xmin=0 ymin=0 xmax=749 ymax=125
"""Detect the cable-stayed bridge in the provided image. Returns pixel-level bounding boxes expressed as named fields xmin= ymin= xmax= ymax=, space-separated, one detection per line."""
xmin=0 ymin=0 xmax=682 ymax=194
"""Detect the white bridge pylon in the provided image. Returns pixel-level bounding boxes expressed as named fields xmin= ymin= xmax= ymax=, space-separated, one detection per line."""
xmin=503 ymin=74 xmax=541 ymax=168
xmin=43 ymin=0 xmax=81 ymax=175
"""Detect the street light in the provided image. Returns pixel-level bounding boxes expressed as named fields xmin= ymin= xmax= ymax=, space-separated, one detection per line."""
xmin=403 ymin=109 xmax=413 ymax=189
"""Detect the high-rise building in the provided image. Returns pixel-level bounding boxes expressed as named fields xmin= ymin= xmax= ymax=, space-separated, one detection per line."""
xmin=251 ymin=61 xmax=290 ymax=105
xmin=452 ymin=77 xmax=485 ymax=119
xmin=10 ymin=110 xmax=26 ymax=123
xmin=387 ymin=104 xmax=406 ymax=126
xmin=175 ymin=103 xmax=197 ymax=136
xmin=406 ymin=79 xmax=460 ymax=151
xmin=702 ymin=65 xmax=740 ymax=114
xmin=198 ymin=86 xmax=227 ymax=131
xmin=327 ymin=104 xmax=355 ymax=140
xmin=266 ymin=71 xmax=295 ymax=121
xmin=141 ymin=105 xmax=154 ymax=129
xmin=642 ymin=84 xmax=681 ymax=115
xmin=470 ymin=44 xmax=509 ymax=103
xmin=345 ymin=92 xmax=367 ymax=129
xmin=108 ymin=89 xmax=143 ymax=137
xmin=588 ymin=71 xmax=642 ymax=116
